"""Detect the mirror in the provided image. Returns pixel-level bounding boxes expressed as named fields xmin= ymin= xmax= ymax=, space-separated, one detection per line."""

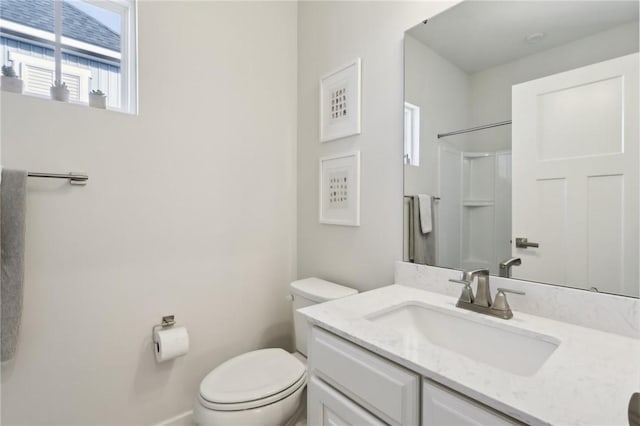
xmin=403 ymin=0 xmax=639 ymax=298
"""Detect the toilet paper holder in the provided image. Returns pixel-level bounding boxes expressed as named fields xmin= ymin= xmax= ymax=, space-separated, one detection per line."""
xmin=152 ymin=315 xmax=176 ymax=344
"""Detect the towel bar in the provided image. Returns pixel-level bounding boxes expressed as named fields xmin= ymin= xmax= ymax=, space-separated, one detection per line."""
xmin=404 ymin=195 xmax=441 ymax=200
xmin=28 ymin=172 xmax=88 ymax=186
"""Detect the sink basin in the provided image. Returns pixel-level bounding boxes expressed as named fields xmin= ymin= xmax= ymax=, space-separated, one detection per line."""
xmin=367 ymin=302 xmax=559 ymax=376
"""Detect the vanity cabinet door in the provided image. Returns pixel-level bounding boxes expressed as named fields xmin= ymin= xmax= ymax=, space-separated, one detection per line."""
xmin=423 ymin=380 xmax=520 ymax=426
xmin=309 ymin=327 xmax=419 ymax=425
xmin=308 ymin=375 xmax=387 ymax=426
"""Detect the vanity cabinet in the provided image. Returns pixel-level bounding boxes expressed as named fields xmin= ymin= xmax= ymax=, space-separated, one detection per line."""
xmin=308 ymin=326 xmax=522 ymax=426
xmin=308 ymin=326 xmax=420 ymax=425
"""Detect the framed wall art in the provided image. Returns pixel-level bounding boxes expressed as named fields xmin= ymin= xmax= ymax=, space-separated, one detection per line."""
xmin=319 ymin=58 xmax=362 ymax=142
xmin=319 ymin=151 xmax=360 ymax=226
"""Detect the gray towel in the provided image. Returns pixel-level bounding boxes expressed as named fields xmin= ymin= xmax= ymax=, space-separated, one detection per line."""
xmin=407 ymin=198 xmax=415 ymax=261
xmin=412 ymin=195 xmax=437 ymax=265
xmin=630 ymin=393 xmax=640 ymax=426
xmin=1 ymin=169 xmax=27 ymax=361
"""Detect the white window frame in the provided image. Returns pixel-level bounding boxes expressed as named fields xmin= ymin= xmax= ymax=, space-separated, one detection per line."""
xmin=1 ymin=0 xmax=137 ymax=113
xmin=86 ymin=0 xmax=138 ymax=113
xmin=404 ymin=102 xmax=420 ymax=166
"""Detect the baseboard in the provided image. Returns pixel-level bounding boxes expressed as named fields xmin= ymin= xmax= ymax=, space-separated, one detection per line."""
xmin=154 ymin=410 xmax=193 ymax=426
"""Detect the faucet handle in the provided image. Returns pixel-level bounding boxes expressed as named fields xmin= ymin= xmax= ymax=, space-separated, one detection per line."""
xmin=492 ymin=288 xmax=525 ymax=317
xmin=449 ymin=279 xmax=474 ymax=304
xmin=498 ymin=288 xmax=525 ymax=296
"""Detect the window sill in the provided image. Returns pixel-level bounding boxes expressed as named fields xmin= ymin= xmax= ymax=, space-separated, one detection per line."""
xmin=0 ymin=89 xmax=137 ymax=116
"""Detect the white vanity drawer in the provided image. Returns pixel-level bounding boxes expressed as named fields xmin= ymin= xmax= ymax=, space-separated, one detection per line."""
xmin=308 ymin=326 xmax=419 ymax=426
xmin=423 ymin=379 xmax=521 ymax=425
xmin=308 ymin=375 xmax=386 ymax=426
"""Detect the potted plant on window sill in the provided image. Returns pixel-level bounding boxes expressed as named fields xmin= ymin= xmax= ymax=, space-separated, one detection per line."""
xmin=50 ymin=80 xmax=69 ymax=102
xmin=1 ymin=65 xmax=23 ymax=94
xmin=89 ymin=89 xmax=107 ymax=109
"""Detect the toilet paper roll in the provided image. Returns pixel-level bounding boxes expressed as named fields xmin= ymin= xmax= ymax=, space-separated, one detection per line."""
xmin=154 ymin=326 xmax=189 ymax=362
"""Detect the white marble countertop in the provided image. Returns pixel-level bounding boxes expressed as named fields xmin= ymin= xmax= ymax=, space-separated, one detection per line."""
xmin=299 ymin=284 xmax=640 ymax=426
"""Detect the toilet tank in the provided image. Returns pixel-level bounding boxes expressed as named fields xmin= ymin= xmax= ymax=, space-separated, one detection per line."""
xmin=289 ymin=278 xmax=358 ymax=356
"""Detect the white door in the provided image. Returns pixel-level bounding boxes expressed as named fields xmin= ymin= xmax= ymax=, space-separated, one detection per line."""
xmin=307 ymin=375 xmax=386 ymax=426
xmin=512 ymin=53 xmax=638 ymax=296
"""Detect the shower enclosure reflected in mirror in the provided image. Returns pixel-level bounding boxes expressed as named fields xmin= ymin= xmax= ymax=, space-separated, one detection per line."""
xmin=403 ymin=0 xmax=639 ymax=297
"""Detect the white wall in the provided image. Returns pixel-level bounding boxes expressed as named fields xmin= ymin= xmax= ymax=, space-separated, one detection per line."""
xmin=297 ymin=1 xmax=455 ymax=292
xmin=404 ymin=34 xmax=469 ymax=197
xmin=0 ymin=2 xmax=297 ymax=424
xmin=404 ymin=34 xmax=469 ymax=268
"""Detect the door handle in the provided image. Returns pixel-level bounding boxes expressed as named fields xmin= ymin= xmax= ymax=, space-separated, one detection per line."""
xmin=515 ymin=237 xmax=539 ymax=249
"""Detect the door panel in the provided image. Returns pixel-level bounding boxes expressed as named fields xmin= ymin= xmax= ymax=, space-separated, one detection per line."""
xmin=536 ymin=76 xmax=623 ymax=160
xmin=587 ymin=175 xmax=624 ymax=292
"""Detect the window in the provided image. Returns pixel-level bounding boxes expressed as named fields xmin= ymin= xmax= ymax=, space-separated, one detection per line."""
xmin=404 ymin=102 xmax=420 ymax=166
xmin=1 ymin=0 xmax=137 ymax=113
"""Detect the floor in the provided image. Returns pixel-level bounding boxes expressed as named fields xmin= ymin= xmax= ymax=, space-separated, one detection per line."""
xmin=166 ymin=412 xmax=307 ymax=426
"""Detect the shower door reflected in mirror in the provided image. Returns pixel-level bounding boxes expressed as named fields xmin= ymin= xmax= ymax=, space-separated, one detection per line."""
xmin=403 ymin=0 xmax=640 ymax=297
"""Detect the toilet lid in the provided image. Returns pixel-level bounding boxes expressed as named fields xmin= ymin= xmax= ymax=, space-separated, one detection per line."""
xmin=200 ymin=348 xmax=306 ymax=404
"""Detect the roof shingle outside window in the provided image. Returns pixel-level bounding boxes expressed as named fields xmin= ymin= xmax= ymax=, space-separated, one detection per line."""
xmin=1 ymin=0 xmax=120 ymax=52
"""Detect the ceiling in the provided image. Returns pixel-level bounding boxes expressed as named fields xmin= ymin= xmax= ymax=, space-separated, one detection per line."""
xmin=407 ymin=0 xmax=639 ymax=74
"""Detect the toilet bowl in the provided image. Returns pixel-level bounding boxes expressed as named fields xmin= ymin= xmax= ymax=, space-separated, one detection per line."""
xmin=193 ymin=278 xmax=358 ymax=425
xmin=194 ymin=349 xmax=306 ymax=425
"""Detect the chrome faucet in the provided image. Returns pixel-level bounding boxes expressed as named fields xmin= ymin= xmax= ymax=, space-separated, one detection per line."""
xmin=449 ymin=269 xmax=525 ymax=319
xmin=471 ymin=269 xmax=491 ymax=307
xmin=499 ymin=257 xmax=522 ymax=278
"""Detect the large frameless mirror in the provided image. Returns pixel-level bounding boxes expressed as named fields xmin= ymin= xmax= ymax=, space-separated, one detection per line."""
xmin=403 ymin=0 xmax=639 ymax=298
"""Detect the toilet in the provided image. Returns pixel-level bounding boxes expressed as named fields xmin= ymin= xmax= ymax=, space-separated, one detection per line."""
xmin=193 ymin=278 xmax=358 ymax=425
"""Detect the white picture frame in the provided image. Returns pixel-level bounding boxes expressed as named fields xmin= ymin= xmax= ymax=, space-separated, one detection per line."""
xmin=320 ymin=58 xmax=362 ymax=142
xmin=319 ymin=151 xmax=361 ymax=226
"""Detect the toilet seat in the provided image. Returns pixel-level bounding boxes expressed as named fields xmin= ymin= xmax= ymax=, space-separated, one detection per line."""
xmin=198 ymin=348 xmax=306 ymax=412
xmin=198 ymin=372 xmax=306 ymax=411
